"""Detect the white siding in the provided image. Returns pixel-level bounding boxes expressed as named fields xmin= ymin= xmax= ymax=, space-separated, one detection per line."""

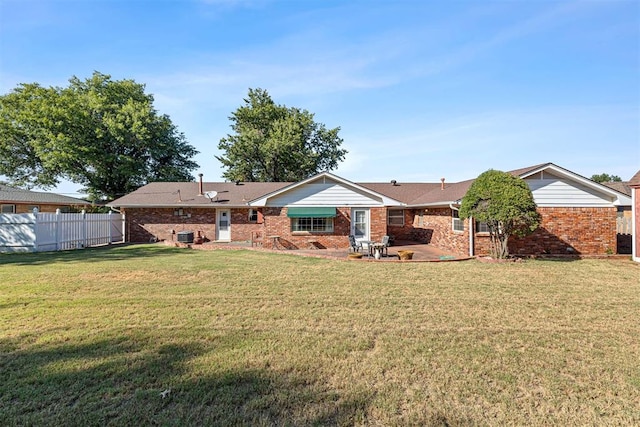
xmin=527 ymin=178 xmax=615 ymax=207
xmin=267 ymin=183 xmax=383 ymax=206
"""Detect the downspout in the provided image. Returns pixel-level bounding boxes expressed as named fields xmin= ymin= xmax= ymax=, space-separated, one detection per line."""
xmin=450 ymin=202 xmax=473 ymax=257
xmin=469 ymin=215 xmax=475 ymax=257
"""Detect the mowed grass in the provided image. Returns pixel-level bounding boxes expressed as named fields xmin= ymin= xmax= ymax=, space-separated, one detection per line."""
xmin=1 ymin=245 xmax=639 ymax=426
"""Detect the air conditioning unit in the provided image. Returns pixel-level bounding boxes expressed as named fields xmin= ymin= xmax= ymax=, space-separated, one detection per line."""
xmin=177 ymin=231 xmax=194 ymax=243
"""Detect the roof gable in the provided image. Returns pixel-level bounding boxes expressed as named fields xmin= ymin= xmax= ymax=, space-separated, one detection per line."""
xmin=249 ymin=172 xmax=404 ymax=207
xmin=519 ymin=163 xmax=631 ymax=206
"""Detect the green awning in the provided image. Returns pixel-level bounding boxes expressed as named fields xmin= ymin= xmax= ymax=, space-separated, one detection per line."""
xmin=287 ymin=207 xmax=336 ymax=218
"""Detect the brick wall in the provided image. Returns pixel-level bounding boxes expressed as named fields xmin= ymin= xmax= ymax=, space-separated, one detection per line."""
xmin=369 ymin=207 xmax=387 ymax=243
xmin=386 ymin=209 xmax=414 ymax=241
xmin=124 ymin=207 xmax=216 ymax=243
xmin=385 ymin=207 xmax=468 ymax=255
xmin=424 ymin=208 xmax=469 ymax=255
xmin=124 ymin=207 xmax=266 ymax=243
xmin=262 ymin=207 xmax=353 ymax=249
xmin=475 ymin=207 xmax=618 ymax=256
xmin=10 ymin=203 xmax=82 ymax=214
xmin=230 ymin=209 xmax=263 ymax=242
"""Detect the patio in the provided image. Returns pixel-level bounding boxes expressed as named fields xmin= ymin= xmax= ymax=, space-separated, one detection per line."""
xmin=184 ymin=239 xmax=470 ymax=262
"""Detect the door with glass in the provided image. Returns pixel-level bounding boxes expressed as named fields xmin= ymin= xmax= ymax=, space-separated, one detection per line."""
xmin=351 ymin=208 xmax=370 ymax=243
xmin=216 ymin=209 xmax=231 ymax=241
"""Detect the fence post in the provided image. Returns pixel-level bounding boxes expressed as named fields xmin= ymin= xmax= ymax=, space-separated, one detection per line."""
xmin=32 ymin=207 xmax=39 ymax=252
xmin=122 ymin=212 xmax=126 ymax=243
xmin=55 ymin=208 xmax=61 ymax=251
xmin=108 ymin=211 xmax=113 ymax=245
xmin=82 ymin=209 xmax=87 ymax=248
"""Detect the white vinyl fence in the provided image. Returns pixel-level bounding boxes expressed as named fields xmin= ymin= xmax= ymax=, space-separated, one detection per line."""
xmin=616 ymin=216 xmax=632 ymax=235
xmin=0 ymin=210 xmax=124 ymax=253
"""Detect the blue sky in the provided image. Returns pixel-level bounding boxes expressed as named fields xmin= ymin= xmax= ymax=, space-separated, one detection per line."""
xmin=1 ymin=0 xmax=638 ymax=196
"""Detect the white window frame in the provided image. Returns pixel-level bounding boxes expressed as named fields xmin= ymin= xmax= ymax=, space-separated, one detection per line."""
xmin=452 ymin=209 xmax=464 ymax=232
xmin=387 ymin=209 xmax=404 ymax=226
xmin=291 ymin=217 xmax=334 ymax=233
xmin=476 ymin=221 xmax=490 ymax=233
xmin=248 ymin=208 xmax=259 ymax=222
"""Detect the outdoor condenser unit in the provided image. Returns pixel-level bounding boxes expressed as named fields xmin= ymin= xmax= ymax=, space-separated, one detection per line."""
xmin=176 ymin=231 xmax=194 ymax=243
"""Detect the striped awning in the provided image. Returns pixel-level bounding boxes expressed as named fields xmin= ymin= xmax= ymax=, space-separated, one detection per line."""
xmin=286 ymin=207 xmax=337 ymax=218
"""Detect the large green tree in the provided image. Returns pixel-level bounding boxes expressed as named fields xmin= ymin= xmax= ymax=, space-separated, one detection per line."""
xmin=590 ymin=173 xmax=622 ymax=183
xmin=217 ymin=88 xmax=347 ymax=182
xmin=0 ymin=72 xmax=199 ymax=201
xmin=459 ymin=169 xmax=541 ymax=259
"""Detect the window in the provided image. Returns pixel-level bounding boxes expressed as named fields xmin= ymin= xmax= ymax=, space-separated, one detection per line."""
xmin=452 ymin=209 xmax=464 ymax=232
xmin=27 ymin=205 xmax=40 ymax=213
xmin=387 ymin=209 xmax=404 ymax=226
xmin=476 ymin=221 xmax=490 ymax=233
xmin=1 ymin=204 xmax=16 ymax=213
xmin=291 ymin=217 xmax=334 ymax=232
xmin=248 ymin=209 xmax=259 ymax=222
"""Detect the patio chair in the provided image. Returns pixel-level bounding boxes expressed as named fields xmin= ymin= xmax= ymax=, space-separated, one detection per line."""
xmin=380 ymin=235 xmax=390 ymax=257
xmin=348 ymin=235 xmax=363 ymax=253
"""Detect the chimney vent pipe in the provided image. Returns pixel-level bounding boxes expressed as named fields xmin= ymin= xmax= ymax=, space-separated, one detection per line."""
xmin=440 ymin=177 xmax=445 ymax=190
xmin=198 ymin=173 xmax=204 ymax=196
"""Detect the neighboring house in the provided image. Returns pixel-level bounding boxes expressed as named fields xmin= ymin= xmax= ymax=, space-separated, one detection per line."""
xmin=0 ymin=185 xmax=91 ymax=213
xmin=601 ymin=180 xmax=633 ymax=255
xmin=108 ymin=163 xmax=632 ymax=257
xmin=629 ymin=170 xmax=640 ymax=262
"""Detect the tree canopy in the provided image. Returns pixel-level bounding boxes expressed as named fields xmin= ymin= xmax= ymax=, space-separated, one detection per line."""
xmin=590 ymin=173 xmax=622 ymax=183
xmin=0 ymin=72 xmax=199 ymax=201
xmin=216 ymin=88 xmax=347 ymax=182
xmin=459 ymin=169 xmax=540 ymax=259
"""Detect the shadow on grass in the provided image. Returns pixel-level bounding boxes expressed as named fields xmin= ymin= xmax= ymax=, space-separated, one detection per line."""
xmin=0 ymin=243 xmax=190 ymax=266
xmin=0 ymin=333 xmax=372 ymax=426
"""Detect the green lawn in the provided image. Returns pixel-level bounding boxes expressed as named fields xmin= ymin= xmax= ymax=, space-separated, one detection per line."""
xmin=1 ymin=244 xmax=639 ymax=426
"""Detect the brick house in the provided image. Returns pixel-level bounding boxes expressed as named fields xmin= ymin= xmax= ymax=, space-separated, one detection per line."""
xmin=0 ymin=185 xmax=90 ymax=214
xmin=629 ymin=170 xmax=640 ymax=262
xmin=108 ymin=163 xmax=632 ymax=257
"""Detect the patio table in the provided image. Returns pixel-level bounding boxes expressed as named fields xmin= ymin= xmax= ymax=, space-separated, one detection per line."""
xmin=369 ymin=242 xmax=385 ymax=258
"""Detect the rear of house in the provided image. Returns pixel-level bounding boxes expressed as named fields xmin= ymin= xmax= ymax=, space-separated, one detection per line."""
xmin=108 ymin=163 xmax=632 ymax=257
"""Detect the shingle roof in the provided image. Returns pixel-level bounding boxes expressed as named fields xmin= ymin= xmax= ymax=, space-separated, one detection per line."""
xmin=108 ymin=163 xmax=632 ymax=208
xmin=0 ymin=185 xmax=90 ymax=205
xmin=108 ymin=181 xmax=291 ymax=207
xmin=628 ymin=170 xmax=640 ymax=187
xmin=600 ymin=181 xmax=631 ymax=196
xmin=358 ymin=182 xmax=441 ymax=204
